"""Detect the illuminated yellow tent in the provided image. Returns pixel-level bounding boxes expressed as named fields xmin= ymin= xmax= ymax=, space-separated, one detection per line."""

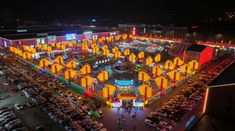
xmin=64 ymin=69 xmax=76 ymax=80
xmin=168 ymin=70 xmax=180 ymax=85
xmin=138 ymin=84 xmax=152 ymax=100
xmin=146 ymin=56 xmax=153 ymax=66
xmin=56 ymin=43 xmax=61 ymax=49
xmin=180 ymin=64 xmax=192 ymax=76
xmin=124 ymin=48 xmax=130 ymax=56
xmin=138 ymin=71 xmax=150 ymax=82
xmin=164 ymin=60 xmax=175 ymax=70
xmin=122 ymin=34 xmax=128 ymax=40
xmin=129 ymin=53 xmax=136 ymax=62
xmin=138 ymin=51 xmax=144 ymax=59
xmin=152 ymin=65 xmax=163 ymax=76
xmin=114 ymin=51 xmax=121 ymax=58
xmin=173 ymin=57 xmax=184 ymax=66
xmin=103 ymin=83 xmax=116 ymax=99
xmin=92 ymin=47 xmax=99 ymax=54
xmin=51 ymin=63 xmax=63 ymax=74
xmin=22 ymin=52 xmax=32 ymax=60
xmin=97 ymin=70 xmax=109 ymax=82
xmin=54 ymin=56 xmax=64 ymax=64
xmin=80 ymin=64 xmax=91 ymax=75
xmin=47 ymin=46 xmax=52 ymax=52
xmin=154 ymin=54 xmax=161 ymax=62
xmin=155 ymin=76 xmax=168 ymax=94
xmin=81 ymin=75 xmax=94 ymax=88
xmin=102 ymin=48 xmax=110 ymax=56
xmin=66 ymin=60 xmax=76 ymax=69
xmin=39 ymin=58 xmax=50 ymax=68
xmin=188 ymin=60 xmax=199 ymax=71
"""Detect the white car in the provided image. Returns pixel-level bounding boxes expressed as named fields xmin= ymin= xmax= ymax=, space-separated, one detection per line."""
xmin=144 ymin=119 xmax=157 ymax=128
xmin=14 ymin=104 xmax=23 ymax=110
xmin=3 ymin=82 xmax=9 ymax=86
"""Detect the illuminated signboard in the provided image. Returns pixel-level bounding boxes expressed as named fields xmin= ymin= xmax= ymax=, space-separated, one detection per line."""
xmin=37 ymin=38 xmax=45 ymax=44
xmin=84 ymin=31 xmax=93 ymax=39
xmin=115 ymin=79 xmax=133 ymax=85
xmin=47 ymin=36 xmax=56 ymax=43
xmin=133 ymin=100 xmax=144 ymax=107
xmin=65 ymin=34 xmax=76 ymax=40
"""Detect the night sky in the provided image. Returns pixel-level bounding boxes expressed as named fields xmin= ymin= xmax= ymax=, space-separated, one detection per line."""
xmin=2 ymin=0 xmax=235 ymax=24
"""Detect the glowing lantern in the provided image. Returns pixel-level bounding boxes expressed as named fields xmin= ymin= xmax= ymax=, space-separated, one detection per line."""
xmin=152 ymin=65 xmax=163 ymax=76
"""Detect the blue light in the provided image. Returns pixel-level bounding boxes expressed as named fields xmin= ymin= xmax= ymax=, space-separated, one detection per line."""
xmin=92 ymin=19 xmax=96 ymax=22
xmin=65 ymin=34 xmax=76 ymax=40
xmin=115 ymin=79 xmax=133 ymax=85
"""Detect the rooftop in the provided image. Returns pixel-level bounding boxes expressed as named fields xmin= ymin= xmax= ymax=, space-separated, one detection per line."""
xmin=208 ymin=61 xmax=235 ymax=87
xmin=186 ymin=44 xmax=207 ymax=52
xmin=0 ymin=28 xmax=108 ymax=40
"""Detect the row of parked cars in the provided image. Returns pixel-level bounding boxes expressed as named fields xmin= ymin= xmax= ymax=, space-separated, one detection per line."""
xmin=0 ymin=107 xmax=27 ymax=131
xmin=4 ymin=55 xmax=106 ymax=131
xmin=145 ymin=53 xmax=235 ymax=130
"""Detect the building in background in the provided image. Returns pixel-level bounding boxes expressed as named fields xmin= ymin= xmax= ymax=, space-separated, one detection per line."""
xmin=185 ymin=44 xmax=214 ymax=66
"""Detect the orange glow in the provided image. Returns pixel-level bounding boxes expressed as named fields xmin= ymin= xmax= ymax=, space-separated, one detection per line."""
xmin=203 ymin=88 xmax=209 ymax=113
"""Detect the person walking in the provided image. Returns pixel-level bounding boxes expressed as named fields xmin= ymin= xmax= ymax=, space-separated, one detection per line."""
xmin=133 ymin=126 xmax=136 ymax=131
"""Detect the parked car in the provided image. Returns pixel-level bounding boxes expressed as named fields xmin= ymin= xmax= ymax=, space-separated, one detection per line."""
xmin=14 ymin=104 xmax=23 ymax=110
